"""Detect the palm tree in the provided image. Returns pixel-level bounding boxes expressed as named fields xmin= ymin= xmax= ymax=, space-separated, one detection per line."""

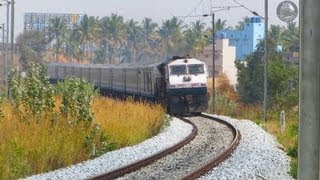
xmin=215 ymin=18 xmax=227 ymax=31
xmin=280 ymin=22 xmax=299 ymax=53
xmin=123 ymin=19 xmax=142 ymax=63
xmin=99 ymin=14 xmax=126 ymax=63
xmin=47 ymin=17 xmax=67 ymax=61
xmin=235 ymin=16 xmax=250 ymax=30
xmin=184 ymin=20 xmax=207 ymax=56
xmin=269 ymin=25 xmax=283 ymax=48
xmin=139 ymin=18 xmax=159 ymax=62
xmin=158 ymin=17 xmax=185 ymax=58
xmin=72 ymin=14 xmax=98 ymax=62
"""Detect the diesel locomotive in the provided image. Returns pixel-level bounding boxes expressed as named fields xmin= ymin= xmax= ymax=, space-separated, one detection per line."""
xmin=47 ymin=56 xmax=209 ymax=114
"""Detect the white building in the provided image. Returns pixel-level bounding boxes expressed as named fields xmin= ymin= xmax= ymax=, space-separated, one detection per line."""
xmin=198 ymin=39 xmax=237 ymax=86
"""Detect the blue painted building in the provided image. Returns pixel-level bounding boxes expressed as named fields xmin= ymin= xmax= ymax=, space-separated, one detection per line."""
xmin=216 ymin=17 xmax=264 ymax=60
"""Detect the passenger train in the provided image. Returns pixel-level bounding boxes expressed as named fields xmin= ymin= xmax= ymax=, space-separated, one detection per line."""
xmin=46 ymin=56 xmax=209 ymax=114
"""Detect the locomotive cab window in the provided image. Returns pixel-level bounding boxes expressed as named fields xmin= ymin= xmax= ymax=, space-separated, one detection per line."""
xmin=188 ymin=64 xmax=204 ymax=74
xmin=170 ymin=65 xmax=187 ymax=75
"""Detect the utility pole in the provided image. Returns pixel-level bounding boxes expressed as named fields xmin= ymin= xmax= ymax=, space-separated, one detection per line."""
xmin=0 ymin=24 xmax=4 ymax=84
xmin=299 ymin=0 xmax=320 ymax=179
xmin=263 ymin=0 xmax=268 ymax=122
xmin=1 ymin=0 xmax=10 ymax=97
xmin=10 ymin=0 xmax=14 ymax=70
xmin=203 ymin=7 xmax=232 ymax=113
xmin=211 ymin=13 xmax=215 ymax=113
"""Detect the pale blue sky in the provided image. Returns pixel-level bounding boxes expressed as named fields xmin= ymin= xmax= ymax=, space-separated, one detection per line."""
xmin=0 ymin=0 xmax=299 ymax=38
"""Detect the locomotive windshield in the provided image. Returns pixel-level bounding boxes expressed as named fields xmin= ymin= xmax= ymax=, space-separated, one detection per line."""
xmin=188 ymin=64 xmax=204 ymax=74
xmin=170 ymin=65 xmax=187 ymax=75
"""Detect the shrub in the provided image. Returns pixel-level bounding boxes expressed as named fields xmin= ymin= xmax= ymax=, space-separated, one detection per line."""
xmin=8 ymin=63 xmax=55 ymax=119
xmin=56 ymin=78 xmax=97 ymax=125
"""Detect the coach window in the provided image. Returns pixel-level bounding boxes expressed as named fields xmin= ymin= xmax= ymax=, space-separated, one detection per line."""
xmin=170 ymin=65 xmax=186 ymax=75
xmin=188 ymin=64 xmax=204 ymax=74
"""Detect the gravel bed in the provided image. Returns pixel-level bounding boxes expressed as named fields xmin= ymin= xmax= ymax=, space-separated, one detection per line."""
xmin=24 ymin=114 xmax=293 ymax=180
xmin=199 ymin=114 xmax=293 ymax=180
xmin=118 ymin=116 xmax=234 ymax=179
xmin=24 ymin=117 xmax=193 ymax=180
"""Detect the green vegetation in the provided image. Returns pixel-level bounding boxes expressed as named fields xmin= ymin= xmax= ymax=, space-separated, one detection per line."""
xmin=208 ymin=33 xmax=299 ymax=178
xmin=0 ymin=64 xmax=166 ymax=179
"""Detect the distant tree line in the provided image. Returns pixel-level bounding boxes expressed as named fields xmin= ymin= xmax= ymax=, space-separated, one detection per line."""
xmin=16 ymin=14 xmax=299 ymax=67
xmin=15 ymin=14 xmax=300 ymax=107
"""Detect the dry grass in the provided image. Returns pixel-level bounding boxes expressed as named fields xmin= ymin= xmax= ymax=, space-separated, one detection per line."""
xmin=0 ymin=102 xmax=91 ymax=179
xmin=92 ymin=97 xmax=166 ymax=147
xmin=207 ymin=75 xmax=298 ymax=152
xmin=0 ymin=97 xmax=166 ymax=179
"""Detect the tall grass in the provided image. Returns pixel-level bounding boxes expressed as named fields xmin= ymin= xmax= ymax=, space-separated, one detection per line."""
xmin=0 ymin=101 xmax=93 ymax=179
xmin=0 ymin=97 xmax=166 ymax=179
xmin=93 ymin=97 xmax=166 ymax=147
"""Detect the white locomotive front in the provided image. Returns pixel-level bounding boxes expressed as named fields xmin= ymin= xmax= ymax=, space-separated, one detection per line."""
xmin=163 ymin=57 xmax=209 ymax=114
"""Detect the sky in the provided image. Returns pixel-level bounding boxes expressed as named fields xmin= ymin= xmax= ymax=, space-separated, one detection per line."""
xmin=0 ymin=0 xmax=299 ymax=39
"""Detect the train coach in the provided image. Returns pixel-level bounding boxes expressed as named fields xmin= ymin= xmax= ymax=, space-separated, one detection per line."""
xmin=46 ymin=56 xmax=209 ymax=115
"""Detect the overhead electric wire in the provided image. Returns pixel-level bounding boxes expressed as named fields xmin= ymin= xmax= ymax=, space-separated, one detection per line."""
xmin=183 ymin=0 xmax=205 ymax=19
xmin=231 ymin=0 xmax=264 ymax=19
xmin=133 ymin=28 xmax=160 ymax=45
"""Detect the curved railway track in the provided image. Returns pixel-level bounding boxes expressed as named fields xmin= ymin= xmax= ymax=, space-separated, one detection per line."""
xmin=90 ymin=113 xmax=241 ymax=180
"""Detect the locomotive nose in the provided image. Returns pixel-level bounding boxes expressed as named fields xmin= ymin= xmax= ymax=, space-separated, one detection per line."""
xmin=183 ymin=76 xmax=191 ymax=82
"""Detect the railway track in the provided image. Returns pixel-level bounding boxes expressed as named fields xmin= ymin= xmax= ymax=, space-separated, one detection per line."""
xmin=90 ymin=113 xmax=241 ymax=180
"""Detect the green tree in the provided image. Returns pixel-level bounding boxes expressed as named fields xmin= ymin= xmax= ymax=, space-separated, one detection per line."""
xmin=16 ymin=31 xmax=48 ymax=71
xmin=280 ymin=22 xmax=299 ymax=53
xmin=184 ymin=20 xmax=207 ymax=56
xmin=269 ymin=25 xmax=282 ymax=43
xmin=138 ymin=18 xmax=159 ymax=62
xmin=235 ymin=16 xmax=250 ymax=30
xmin=122 ymin=19 xmax=142 ymax=63
xmin=159 ymin=17 xmax=185 ymax=57
xmin=47 ymin=17 xmax=67 ymax=61
xmin=215 ymin=18 xmax=227 ymax=31
xmin=72 ymin=14 xmax=98 ymax=62
xmin=98 ymin=14 xmax=126 ymax=63
xmin=236 ymin=39 xmax=298 ymax=107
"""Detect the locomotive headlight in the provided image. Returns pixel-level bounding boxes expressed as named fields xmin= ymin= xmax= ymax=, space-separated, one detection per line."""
xmin=183 ymin=76 xmax=191 ymax=82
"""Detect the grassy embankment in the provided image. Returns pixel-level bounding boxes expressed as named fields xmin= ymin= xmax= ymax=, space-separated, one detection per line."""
xmin=207 ymin=76 xmax=298 ymax=178
xmin=0 ymin=97 xmax=166 ymax=179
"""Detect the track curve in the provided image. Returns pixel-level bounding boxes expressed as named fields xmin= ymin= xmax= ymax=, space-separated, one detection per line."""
xmin=89 ymin=113 xmax=241 ymax=180
xmin=181 ymin=113 xmax=241 ymax=179
xmin=89 ymin=118 xmax=198 ymax=180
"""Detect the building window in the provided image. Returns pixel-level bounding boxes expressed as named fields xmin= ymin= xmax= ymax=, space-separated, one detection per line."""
xmin=245 ymin=35 xmax=247 ymax=38
xmin=247 ymin=24 xmax=249 ymax=26
xmin=231 ymin=35 xmax=233 ymax=37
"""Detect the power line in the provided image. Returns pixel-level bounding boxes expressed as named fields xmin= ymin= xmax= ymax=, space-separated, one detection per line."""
xmin=231 ymin=0 xmax=264 ymax=19
xmin=133 ymin=28 xmax=160 ymax=45
xmin=184 ymin=0 xmax=205 ymax=19
xmin=177 ymin=5 xmax=241 ymax=18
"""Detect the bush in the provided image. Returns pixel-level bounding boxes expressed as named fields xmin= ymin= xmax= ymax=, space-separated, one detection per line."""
xmin=8 ymin=63 xmax=55 ymax=119
xmin=56 ymin=78 xmax=97 ymax=125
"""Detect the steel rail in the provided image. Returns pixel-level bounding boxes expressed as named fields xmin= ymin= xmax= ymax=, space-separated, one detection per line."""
xmin=89 ymin=113 xmax=240 ymax=180
xmin=181 ymin=113 xmax=241 ymax=179
xmin=89 ymin=117 xmax=198 ymax=180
